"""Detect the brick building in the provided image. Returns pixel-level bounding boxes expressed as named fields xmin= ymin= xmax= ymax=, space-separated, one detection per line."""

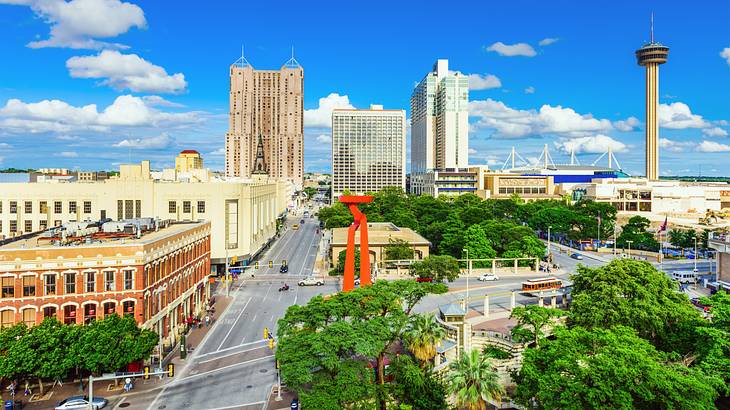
xmin=0 ymin=218 xmax=211 ymax=347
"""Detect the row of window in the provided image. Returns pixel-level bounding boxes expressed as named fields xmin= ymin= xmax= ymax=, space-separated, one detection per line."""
xmin=0 ymin=200 xmax=92 ymax=214
xmin=0 ymin=300 xmax=136 ymax=328
xmin=0 ymin=270 xmax=135 ymax=299
xmin=168 ymin=200 xmax=206 ymax=214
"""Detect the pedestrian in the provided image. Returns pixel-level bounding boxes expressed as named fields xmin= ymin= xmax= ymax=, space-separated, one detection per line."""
xmin=124 ymin=377 xmax=133 ymax=392
xmin=24 ymin=381 xmax=31 ymax=396
xmin=7 ymin=381 xmax=16 ymax=398
xmin=205 ymin=315 xmax=210 ymax=327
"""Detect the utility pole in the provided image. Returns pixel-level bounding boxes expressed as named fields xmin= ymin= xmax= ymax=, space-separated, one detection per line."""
xmin=627 ymin=240 xmax=633 ymax=259
xmin=547 ymin=226 xmax=552 ymax=263
xmin=462 ymin=248 xmax=470 ymax=307
xmin=694 ymin=235 xmax=698 ymax=272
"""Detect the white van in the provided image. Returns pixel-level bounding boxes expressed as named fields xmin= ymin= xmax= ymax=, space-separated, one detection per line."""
xmin=672 ymin=270 xmax=698 ymax=284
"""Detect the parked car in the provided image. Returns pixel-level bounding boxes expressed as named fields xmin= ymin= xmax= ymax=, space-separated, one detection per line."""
xmin=690 ymin=297 xmax=711 ymax=312
xmin=300 ymin=219 xmax=305 ymax=224
xmin=415 ymin=277 xmax=433 ymax=283
xmin=55 ymin=396 xmax=108 ymax=410
xmin=354 ymin=278 xmax=361 ymax=286
xmin=570 ymin=253 xmax=584 ymax=260
xmin=279 ymin=264 xmax=289 ymax=273
xmin=298 ymin=276 xmax=324 ymax=286
xmin=477 ymin=274 xmax=499 ymax=281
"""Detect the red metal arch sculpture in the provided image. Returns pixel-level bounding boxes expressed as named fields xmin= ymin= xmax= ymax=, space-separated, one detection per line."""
xmin=338 ymin=195 xmax=373 ymax=291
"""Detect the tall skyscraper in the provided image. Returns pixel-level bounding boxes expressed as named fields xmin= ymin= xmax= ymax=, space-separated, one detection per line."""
xmin=332 ymin=105 xmax=406 ymax=198
xmin=410 ymin=59 xmax=469 ymax=194
xmin=635 ymin=16 xmax=668 ymax=180
xmin=225 ymin=52 xmax=304 ymax=187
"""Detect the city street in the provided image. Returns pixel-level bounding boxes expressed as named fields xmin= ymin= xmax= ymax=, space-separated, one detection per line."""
xmin=137 ymin=214 xmax=336 ymax=410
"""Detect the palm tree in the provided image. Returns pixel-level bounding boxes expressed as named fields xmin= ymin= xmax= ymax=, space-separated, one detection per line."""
xmin=447 ymin=348 xmax=504 ymax=410
xmin=405 ymin=313 xmax=447 ymax=366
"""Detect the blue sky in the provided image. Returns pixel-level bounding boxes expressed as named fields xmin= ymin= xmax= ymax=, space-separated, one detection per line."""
xmin=0 ymin=0 xmax=729 ymax=176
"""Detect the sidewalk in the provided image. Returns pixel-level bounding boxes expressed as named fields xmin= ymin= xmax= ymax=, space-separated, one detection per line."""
xmin=8 ymin=283 xmax=233 ymax=410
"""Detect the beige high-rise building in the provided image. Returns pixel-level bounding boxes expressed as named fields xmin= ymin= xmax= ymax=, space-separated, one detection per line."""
xmin=225 ymin=53 xmax=304 ymax=187
xmin=175 ymin=149 xmax=203 ymax=172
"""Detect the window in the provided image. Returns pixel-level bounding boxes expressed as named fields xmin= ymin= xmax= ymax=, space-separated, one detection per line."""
xmin=1 ymin=310 xmax=14 ymax=328
xmin=40 ymin=201 xmax=48 ymax=213
xmin=22 ymin=309 xmax=35 ymax=327
xmin=0 ymin=201 xmax=2 ymax=213
xmin=69 ymin=201 xmax=77 ymax=213
xmin=104 ymin=270 xmax=115 ymax=291
xmin=135 ymin=200 xmax=141 ymax=218
xmin=123 ymin=269 xmax=134 ymax=290
xmin=24 ymin=201 xmax=32 ymax=213
xmin=1 ymin=277 xmax=14 ymax=298
xmin=63 ymin=305 xmax=77 ymax=324
xmin=85 ymin=271 xmax=95 ymax=293
xmin=22 ymin=276 xmax=35 ymax=297
xmin=54 ymin=220 xmax=61 ymax=227
xmin=197 ymin=201 xmax=205 ymax=213
xmin=117 ymin=200 xmax=123 ymax=220
xmin=103 ymin=302 xmax=116 ymax=318
xmin=122 ymin=300 xmax=135 ymax=316
xmin=125 ymin=200 xmax=133 ymax=219
xmin=9 ymin=201 xmax=17 ymax=214
xmin=24 ymin=220 xmax=32 ymax=233
xmin=10 ymin=220 xmax=17 ymax=233
xmin=84 ymin=304 xmax=96 ymax=324
xmin=168 ymin=201 xmax=176 ymax=213
xmin=54 ymin=201 xmax=62 ymax=214
xmin=183 ymin=201 xmax=191 ymax=213
xmin=64 ymin=272 xmax=76 ymax=294
xmin=39 ymin=220 xmax=47 ymax=231
xmin=43 ymin=306 xmax=56 ymax=319
xmin=44 ymin=274 xmax=56 ymax=295
xmin=83 ymin=201 xmax=91 ymax=214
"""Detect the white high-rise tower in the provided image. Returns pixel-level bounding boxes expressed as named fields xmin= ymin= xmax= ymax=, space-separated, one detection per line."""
xmin=410 ymin=59 xmax=469 ymax=195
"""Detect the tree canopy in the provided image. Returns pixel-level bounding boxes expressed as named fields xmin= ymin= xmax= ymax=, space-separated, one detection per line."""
xmin=409 ymin=255 xmax=460 ymax=283
xmin=617 ymin=215 xmax=659 ymax=252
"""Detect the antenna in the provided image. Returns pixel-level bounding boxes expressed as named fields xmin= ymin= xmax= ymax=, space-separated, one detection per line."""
xmin=650 ymin=12 xmax=654 ymax=43
xmin=233 ymin=44 xmax=251 ymax=68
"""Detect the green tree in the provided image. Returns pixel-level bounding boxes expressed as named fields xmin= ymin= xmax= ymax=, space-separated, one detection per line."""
xmin=0 ymin=323 xmax=32 ymax=384
xmin=29 ymin=318 xmax=79 ymax=394
xmin=509 ymin=305 xmax=563 ymax=348
xmin=389 ymin=355 xmax=448 ymax=410
xmin=438 ymin=213 xmax=466 ymax=257
xmin=303 ymin=186 xmax=317 ymax=199
xmin=277 ymin=280 xmax=448 ymax=410
xmin=513 ymin=326 xmax=719 ymax=409
xmin=571 ymin=200 xmax=617 ymax=241
xmin=318 ymin=202 xmax=352 ymax=228
xmin=409 ymin=255 xmax=460 ymax=283
xmin=76 ymin=314 xmax=157 ymax=375
xmin=333 ymin=248 xmax=360 ymax=275
xmin=695 ymin=291 xmax=730 ymax=392
xmin=405 ymin=313 xmax=446 ymax=367
xmin=569 ymin=259 xmax=703 ymax=353
xmin=463 ymin=225 xmax=496 ymax=268
xmin=617 ymin=215 xmax=659 ymax=251
xmin=385 ymin=238 xmax=415 ymax=261
xmin=446 ymin=348 xmax=504 ymax=410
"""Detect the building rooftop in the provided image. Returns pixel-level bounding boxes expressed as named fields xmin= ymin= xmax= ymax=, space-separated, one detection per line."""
xmin=331 ymin=222 xmax=431 ymax=247
xmin=180 ymin=149 xmax=200 ymax=154
xmin=0 ymin=219 xmax=206 ymax=250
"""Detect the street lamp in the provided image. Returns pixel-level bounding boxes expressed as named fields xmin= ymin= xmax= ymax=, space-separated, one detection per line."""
xmin=694 ymin=236 xmax=698 ymax=272
xmin=462 ymin=248 xmax=470 ymax=308
xmin=626 ymin=240 xmax=633 ymax=259
xmin=547 ymin=226 xmax=552 ymax=262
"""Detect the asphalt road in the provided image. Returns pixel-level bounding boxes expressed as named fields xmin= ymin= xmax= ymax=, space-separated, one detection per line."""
xmin=143 ymin=212 xmax=336 ymax=410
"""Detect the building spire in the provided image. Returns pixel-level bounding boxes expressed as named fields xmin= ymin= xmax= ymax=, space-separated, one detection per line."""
xmin=283 ymin=45 xmax=301 ymax=68
xmin=650 ymin=12 xmax=654 ymax=43
xmin=233 ymin=44 xmax=251 ymax=68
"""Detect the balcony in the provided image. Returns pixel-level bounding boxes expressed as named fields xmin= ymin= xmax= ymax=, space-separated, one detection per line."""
xmin=708 ymin=232 xmax=730 ymax=253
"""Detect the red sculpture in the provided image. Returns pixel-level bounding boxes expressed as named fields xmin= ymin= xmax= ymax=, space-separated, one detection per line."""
xmin=338 ymin=195 xmax=373 ymax=291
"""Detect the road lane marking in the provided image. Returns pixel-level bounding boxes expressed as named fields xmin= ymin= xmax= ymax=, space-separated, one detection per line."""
xmin=195 ymin=339 xmax=268 ymax=359
xmin=181 ymin=354 xmax=275 ymax=381
xmin=217 ymin=297 xmax=253 ymax=351
xmin=196 ymin=345 xmax=270 ymax=364
xmin=203 ymin=401 xmax=266 ymax=410
xmin=113 ymin=397 xmax=127 ymax=410
xmin=296 ymin=227 xmax=319 ymax=277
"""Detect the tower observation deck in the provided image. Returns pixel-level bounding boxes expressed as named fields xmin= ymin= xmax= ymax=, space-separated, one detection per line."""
xmin=635 ymin=15 xmax=669 ymax=181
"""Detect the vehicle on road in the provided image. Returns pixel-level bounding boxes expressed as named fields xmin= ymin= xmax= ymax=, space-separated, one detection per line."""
xmin=570 ymin=253 xmax=584 ymax=260
xmin=521 ymin=277 xmax=562 ymax=292
xmin=55 ymin=396 xmax=108 ymax=410
xmin=279 ymin=264 xmax=289 ymax=273
xmin=298 ymin=276 xmax=324 ymax=286
xmin=300 ymin=219 xmax=305 ymax=224
xmin=292 ymin=224 xmax=299 ymax=230
xmin=672 ymin=270 xmax=699 ymax=284
xmin=415 ymin=277 xmax=433 ymax=283
xmin=477 ymin=274 xmax=499 ymax=281
xmin=690 ymin=297 xmax=711 ymax=312
xmin=354 ymin=278 xmax=360 ymax=286
xmin=279 ymin=284 xmax=290 ymax=292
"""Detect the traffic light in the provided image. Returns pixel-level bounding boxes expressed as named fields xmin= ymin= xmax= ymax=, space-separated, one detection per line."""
xmin=255 ymin=261 xmax=259 ymax=269
xmin=282 ymin=260 xmax=287 ymax=267
xmin=143 ymin=366 xmax=150 ymax=380
xmin=263 ymin=327 xmax=269 ymax=339
xmin=269 ymin=338 xmax=275 ymax=350
xmin=167 ymin=363 xmax=174 ymax=377
xmin=231 ymin=256 xmax=238 ymax=264
xmin=276 ymin=360 xmax=280 ymax=369
xmin=268 ymin=261 xmax=273 ymax=268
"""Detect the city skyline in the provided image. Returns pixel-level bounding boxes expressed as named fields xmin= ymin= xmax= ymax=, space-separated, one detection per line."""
xmin=1 ymin=1 xmax=729 ymax=176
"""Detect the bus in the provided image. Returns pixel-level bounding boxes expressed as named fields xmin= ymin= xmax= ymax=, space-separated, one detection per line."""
xmin=521 ymin=277 xmax=562 ymax=292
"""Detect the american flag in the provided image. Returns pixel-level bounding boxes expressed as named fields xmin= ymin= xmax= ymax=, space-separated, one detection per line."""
xmin=659 ymin=216 xmax=668 ymax=233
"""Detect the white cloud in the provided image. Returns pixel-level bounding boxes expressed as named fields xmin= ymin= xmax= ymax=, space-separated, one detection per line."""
xmin=2 ymin=0 xmax=146 ymax=49
xmin=469 ymin=98 xmax=613 ymax=139
xmin=0 ymin=95 xmax=202 ymax=133
xmin=466 ymin=74 xmax=502 ymax=90
xmin=702 ymin=127 xmax=728 ymax=138
xmin=538 ymin=38 xmax=559 ymax=46
xmin=316 ymin=134 xmax=332 ymax=144
xmin=142 ymin=95 xmax=184 ymax=108
xmin=67 ymin=50 xmax=187 ymax=94
xmin=524 ymin=86 xmax=535 ymax=94
xmin=56 ymin=151 xmax=79 ymax=157
xmin=721 ymin=47 xmax=730 ymax=66
xmin=613 ymin=116 xmax=640 ymax=132
xmin=486 ymin=42 xmax=536 ymax=57
xmin=554 ymin=135 xmax=627 ymax=154
xmin=304 ymin=93 xmax=354 ymax=128
xmin=659 ymin=102 xmax=708 ymax=129
xmin=56 ymin=135 xmax=81 ymax=141
xmin=207 ymin=147 xmax=225 ymax=156
xmin=468 ymin=148 xmax=478 ymax=155
xmin=114 ymin=132 xmax=173 ymax=149
xmin=696 ymin=140 xmax=730 ymax=153
xmin=659 ymin=138 xmax=695 ymax=152
xmin=0 ymin=143 xmax=11 ymax=149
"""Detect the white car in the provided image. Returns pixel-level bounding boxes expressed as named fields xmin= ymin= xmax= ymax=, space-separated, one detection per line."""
xmin=477 ymin=274 xmax=499 ymax=281
xmin=298 ymin=276 xmax=324 ymax=286
xmin=55 ymin=396 xmax=108 ymax=410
